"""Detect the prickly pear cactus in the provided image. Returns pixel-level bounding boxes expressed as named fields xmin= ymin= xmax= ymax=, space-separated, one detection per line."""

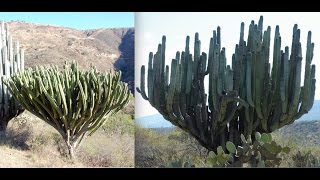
xmin=206 ymin=132 xmax=290 ymax=167
xmin=165 ymin=159 xmax=195 ymax=168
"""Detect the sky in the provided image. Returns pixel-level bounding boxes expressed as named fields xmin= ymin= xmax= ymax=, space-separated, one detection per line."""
xmin=0 ymin=12 xmax=134 ymax=29
xmin=135 ymin=12 xmax=320 ymax=118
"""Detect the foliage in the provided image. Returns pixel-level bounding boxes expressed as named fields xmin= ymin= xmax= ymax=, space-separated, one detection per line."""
xmin=163 ymin=132 xmax=290 ymax=168
xmin=4 ymin=61 xmax=130 ymax=159
xmin=103 ymin=108 xmax=134 ymax=135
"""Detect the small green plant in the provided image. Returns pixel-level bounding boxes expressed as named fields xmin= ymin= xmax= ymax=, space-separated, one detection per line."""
xmin=205 ymin=132 xmax=290 ymax=167
xmin=165 ymin=159 xmax=195 ymax=168
xmin=205 ymin=147 xmax=234 ymax=167
xmin=4 ymin=61 xmax=130 ymax=159
xmin=102 ymin=100 xmax=134 ymax=136
xmin=291 ymin=150 xmax=320 ymax=167
xmin=162 ymin=132 xmax=290 ymax=168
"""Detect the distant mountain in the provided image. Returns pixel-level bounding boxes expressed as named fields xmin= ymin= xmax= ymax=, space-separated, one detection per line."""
xmin=114 ymin=28 xmax=134 ymax=93
xmin=135 ymin=114 xmax=174 ymax=128
xmin=150 ymin=127 xmax=176 ymax=134
xmin=274 ymin=120 xmax=320 ymax=146
xmin=137 ymin=100 xmax=320 ymax=128
xmin=8 ymin=21 xmax=134 ymax=92
xmin=297 ymin=100 xmax=320 ymax=121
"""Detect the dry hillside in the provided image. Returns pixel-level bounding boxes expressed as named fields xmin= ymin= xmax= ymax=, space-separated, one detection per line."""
xmin=0 ymin=21 xmax=135 ymax=167
xmin=8 ymin=21 xmax=134 ymax=91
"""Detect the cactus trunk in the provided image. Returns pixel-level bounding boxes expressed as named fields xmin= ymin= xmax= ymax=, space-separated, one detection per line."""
xmin=66 ymin=136 xmax=76 ymax=160
xmin=0 ymin=120 xmax=7 ymax=139
xmin=0 ymin=21 xmax=25 ymax=135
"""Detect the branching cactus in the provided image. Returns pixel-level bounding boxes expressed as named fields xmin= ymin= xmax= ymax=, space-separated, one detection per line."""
xmin=137 ymin=16 xmax=316 ymax=151
xmin=0 ymin=21 xmax=25 ymax=136
xmin=234 ymin=17 xmax=316 ymax=138
xmin=4 ymin=61 xmax=130 ymax=159
xmin=137 ymin=31 xmax=247 ymax=151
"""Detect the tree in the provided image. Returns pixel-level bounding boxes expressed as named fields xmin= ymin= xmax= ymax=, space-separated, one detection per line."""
xmin=4 ymin=61 xmax=130 ymax=159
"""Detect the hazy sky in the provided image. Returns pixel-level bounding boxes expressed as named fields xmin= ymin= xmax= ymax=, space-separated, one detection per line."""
xmin=0 ymin=12 xmax=134 ymax=29
xmin=135 ymin=12 xmax=320 ymax=118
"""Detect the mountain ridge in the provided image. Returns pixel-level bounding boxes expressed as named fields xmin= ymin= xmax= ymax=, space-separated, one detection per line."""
xmin=6 ymin=21 xmax=134 ymax=92
xmin=137 ymin=100 xmax=320 ymax=128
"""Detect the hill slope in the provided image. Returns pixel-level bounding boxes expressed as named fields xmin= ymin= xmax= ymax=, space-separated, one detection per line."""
xmin=0 ymin=21 xmax=135 ymax=167
xmin=137 ymin=100 xmax=320 ymax=128
xmin=297 ymin=100 xmax=320 ymax=122
xmin=274 ymin=120 xmax=320 ymax=146
xmin=8 ymin=21 xmax=134 ymax=92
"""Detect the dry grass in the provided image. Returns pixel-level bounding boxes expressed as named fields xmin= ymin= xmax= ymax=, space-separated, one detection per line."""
xmin=135 ymin=123 xmax=320 ymax=168
xmin=135 ymin=126 xmax=208 ymax=168
xmin=0 ymin=111 xmax=134 ymax=168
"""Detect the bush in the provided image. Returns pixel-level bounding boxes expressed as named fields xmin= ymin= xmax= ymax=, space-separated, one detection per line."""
xmin=103 ymin=109 xmax=134 ymax=135
xmin=290 ymin=150 xmax=320 ymax=167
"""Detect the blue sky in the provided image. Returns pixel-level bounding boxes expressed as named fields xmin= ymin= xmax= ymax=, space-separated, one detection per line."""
xmin=0 ymin=12 xmax=134 ymax=29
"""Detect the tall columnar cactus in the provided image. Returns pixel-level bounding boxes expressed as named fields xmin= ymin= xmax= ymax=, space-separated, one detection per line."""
xmin=137 ymin=29 xmax=248 ymax=151
xmin=137 ymin=16 xmax=316 ymax=151
xmin=232 ymin=17 xmax=316 ymax=140
xmin=0 ymin=21 xmax=25 ymax=136
xmin=4 ymin=61 xmax=130 ymax=159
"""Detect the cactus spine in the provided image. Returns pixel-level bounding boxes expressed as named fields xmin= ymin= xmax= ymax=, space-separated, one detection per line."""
xmin=137 ymin=16 xmax=316 ymax=151
xmin=0 ymin=21 xmax=24 ymax=136
xmin=4 ymin=61 xmax=130 ymax=159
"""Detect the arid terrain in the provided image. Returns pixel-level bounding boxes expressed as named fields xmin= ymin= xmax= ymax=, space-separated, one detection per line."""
xmin=0 ymin=21 xmax=135 ymax=167
xmin=8 ymin=21 xmax=134 ymax=91
xmin=135 ymin=120 xmax=320 ymax=168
